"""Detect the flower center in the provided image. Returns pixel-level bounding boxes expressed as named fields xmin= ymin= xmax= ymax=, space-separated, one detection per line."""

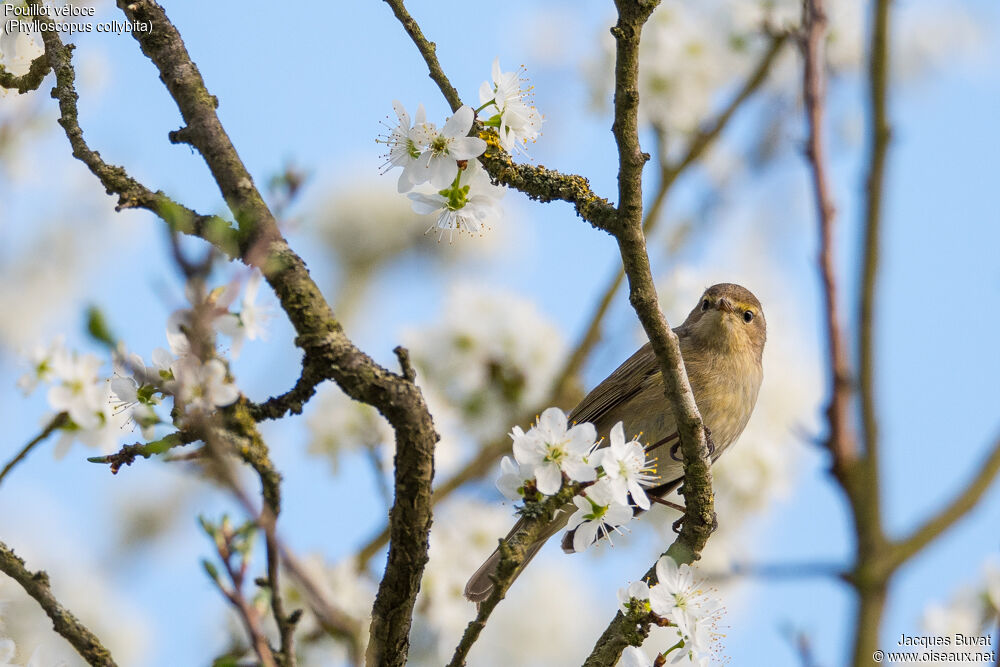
xmin=405 ymin=138 xmax=421 ymax=159
xmin=430 ymin=135 xmax=449 ymax=154
xmin=543 ymin=441 xmax=566 ymax=464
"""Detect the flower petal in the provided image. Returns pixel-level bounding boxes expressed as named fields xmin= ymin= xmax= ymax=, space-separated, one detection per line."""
xmin=535 ymin=462 xmax=562 ymax=495
xmin=392 ymin=100 xmax=410 ymax=128
xmin=574 ymin=520 xmax=599 ymax=552
xmin=448 ymin=136 xmax=487 ymax=160
xmin=441 ymin=105 xmax=474 ymax=138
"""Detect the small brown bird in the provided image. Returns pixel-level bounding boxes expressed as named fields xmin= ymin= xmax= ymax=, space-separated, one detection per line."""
xmin=464 ymin=283 xmax=766 ymax=602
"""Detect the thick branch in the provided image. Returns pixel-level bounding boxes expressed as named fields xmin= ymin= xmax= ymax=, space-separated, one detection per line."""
xmin=0 ymin=541 xmax=117 ymax=666
xmin=609 ymin=0 xmax=714 ymax=559
xmin=582 ymin=4 xmax=720 ymax=662
xmin=0 ymin=55 xmax=50 ymax=93
xmin=24 ymin=3 xmax=443 ymax=663
xmin=858 ymin=0 xmax=891 ymax=484
xmin=802 ymin=1 xmax=893 ymax=664
xmin=478 ymin=144 xmax=619 ymax=232
xmin=23 ymin=0 xmax=441 ymax=661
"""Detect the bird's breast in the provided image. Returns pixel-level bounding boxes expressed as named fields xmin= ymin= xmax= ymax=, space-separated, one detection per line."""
xmin=685 ymin=347 xmax=763 ymax=453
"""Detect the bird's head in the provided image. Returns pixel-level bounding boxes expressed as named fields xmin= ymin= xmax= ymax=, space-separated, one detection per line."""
xmin=679 ymin=283 xmax=766 ymax=362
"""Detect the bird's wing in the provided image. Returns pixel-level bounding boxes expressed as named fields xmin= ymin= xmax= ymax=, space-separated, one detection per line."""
xmin=568 ymin=342 xmax=660 ymax=430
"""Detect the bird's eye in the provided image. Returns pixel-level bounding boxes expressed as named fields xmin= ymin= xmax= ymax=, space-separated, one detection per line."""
xmin=743 ymin=310 xmax=754 ymax=323
xmin=701 ymin=299 xmax=710 ymax=312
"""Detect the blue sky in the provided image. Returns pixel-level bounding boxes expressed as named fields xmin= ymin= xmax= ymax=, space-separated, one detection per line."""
xmin=1 ymin=1 xmax=999 ymax=665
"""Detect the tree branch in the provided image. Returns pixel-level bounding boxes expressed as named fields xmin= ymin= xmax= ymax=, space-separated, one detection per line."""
xmin=800 ymin=0 xmax=856 ymax=475
xmin=380 ymin=0 xmax=463 ymax=112
xmin=19 ymin=0 xmax=440 ymax=660
xmin=858 ymin=0 xmax=892 ymax=492
xmin=583 ymin=2 xmax=725 ymax=662
xmin=25 ymin=8 xmax=236 ymax=254
xmin=662 ymin=29 xmax=789 ymax=185
xmin=0 ymin=2 xmax=442 ymax=662
xmin=447 ymin=483 xmax=583 ymax=667
xmin=247 ymin=352 xmax=327 ymax=421
xmin=0 ymin=55 xmax=50 ymax=93
xmin=889 ymin=430 xmax=1000 ymax=570
xmin=87 ymin=430 xmax=197 ymax=474
xmin=0 ymin=541 xmax=118 ymax=666
xmin=0 ymin=413 xmax=68 ymax=488
xmin=478 ymin=144 xmax=620 ymax=232
xmin=610 ymin=0 xmax=715 ymax=560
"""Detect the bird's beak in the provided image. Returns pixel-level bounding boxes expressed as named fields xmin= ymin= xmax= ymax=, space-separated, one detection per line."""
xmin=716 ymin=297 xmax=734 ymax=314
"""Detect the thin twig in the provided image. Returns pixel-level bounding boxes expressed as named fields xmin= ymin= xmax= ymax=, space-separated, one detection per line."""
xmin=203 ymin=520 xmax=278 ymax=667
xmin=447 ymin=483 xmax=583 ymax=666
xmin=25 ymin=4 xmax=237 ymax=253
xmin=889 ymin=430 xmax=1000 ymax=569
xmin=87 ymin=431 xmax=196 ymax=474
xmin=663 ymin=30 xmax=789 ymax=185
xmin=380 ymin=0 xmax=463 ymax=112
xmin=705 ymin=560 xmax=847 ymax=582
xmin=801 ymin=0 xmax=855 ymax=473
xmin=0 ymin=413 xmax=68 ymax=487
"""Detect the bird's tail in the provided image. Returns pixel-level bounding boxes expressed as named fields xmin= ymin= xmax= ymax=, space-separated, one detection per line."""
xmin=463 ymin=512 xmax=568 ymax=603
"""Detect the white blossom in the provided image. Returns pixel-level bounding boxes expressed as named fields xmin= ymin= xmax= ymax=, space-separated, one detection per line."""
xmin=46 ymin=348 xmax=104 ymax=430
xmin=0 ymin=637 xmax=42 ymax=667
xmin=512 ymin=407 xmax=598 ymax=495
xmin=0 ymin=19 xmax=44 ymax=95
xmin=478 ymin=57 xmax=543 ymax=153
xmin=565 ymin=478 xmax=632 ymax=552
xmin=109 ymin=350 xmax=164 ymax=439
xmin=496 ymin=455 xmax=531 ymax=501
xmin=408 ymin=160 xmax=504 ymax=241
xmin=921 ymin=556 xmax=1000 ymax=659
xmin=649 ymin=557 xmax=722 ymax=637
xmin=307 ymin=387 xmax=396 ymax=471
xmin=306 ymin=382 xmax=462 ymax=478
xmin=168 ymin=357 xmax=238 ymax=413
xmin=618 ymin=645 xmax=652 ymax=667
xmin=53 ymin=382 xmax=131 ymax=457
xmin=414 ymin=105 xmax=487 ymax=189
xmin=598 ymin=421 xmax=656 ymax=510
xmin=403 ymin=285 xmax=565 ymax=440
xmin=225 ymin=271 xmax=272 ymax=358
xmin=16 ymin=337 xmax=64 ymax=394
xmin=165 ymin=281 xmax=241 ymax=357
xmin=618 ymin=580 xmax=651 ymax=613
xmin=378 ymin=100 xmax=437 ymax=192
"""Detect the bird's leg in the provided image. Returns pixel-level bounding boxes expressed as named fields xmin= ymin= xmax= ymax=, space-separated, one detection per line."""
xmin=649 ymin=495 xmax=685 ymax=513
xmin=664 ymin=427 xmax=717 ymax=534
xmin=704 ymin=425 xmax=716 ymax=457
